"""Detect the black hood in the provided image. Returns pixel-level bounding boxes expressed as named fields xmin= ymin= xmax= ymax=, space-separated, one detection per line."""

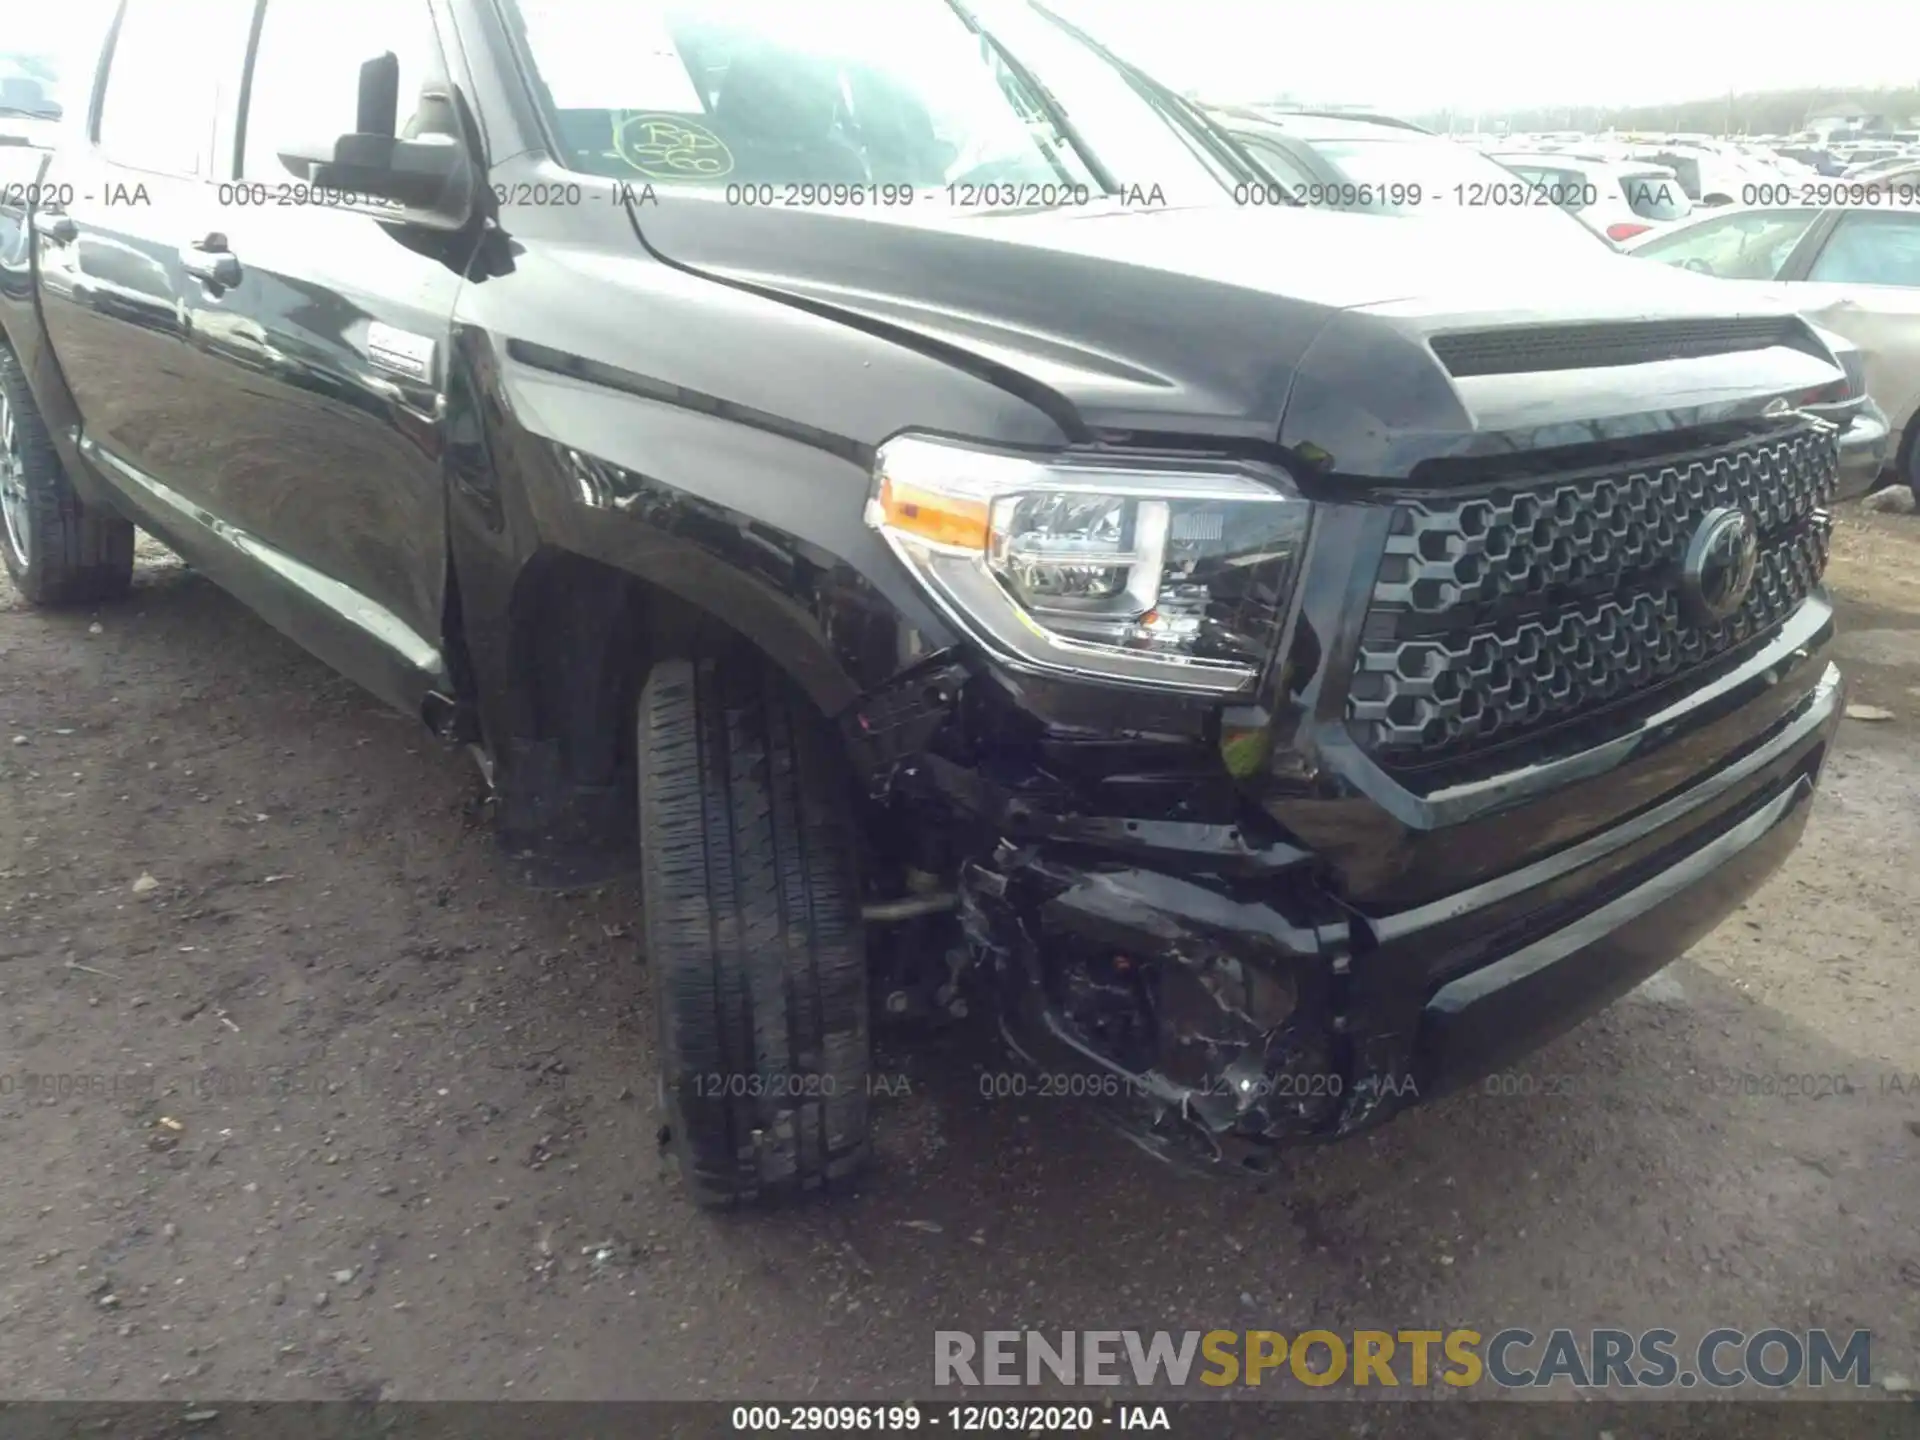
xmin=627 ymin=197 xmax=1845 ymax=474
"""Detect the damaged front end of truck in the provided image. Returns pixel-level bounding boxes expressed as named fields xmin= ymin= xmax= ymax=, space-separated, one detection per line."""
xmin=845 ymin=319 xmax=1847 ymax=1171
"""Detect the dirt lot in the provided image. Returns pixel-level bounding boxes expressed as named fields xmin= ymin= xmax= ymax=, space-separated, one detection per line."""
xmin=2 ymin=504 xmax=1918 ymax=1404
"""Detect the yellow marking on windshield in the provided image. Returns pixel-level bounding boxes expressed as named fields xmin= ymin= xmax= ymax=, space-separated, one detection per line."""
xmin=613 ymin=113 xmax=733 ymax=179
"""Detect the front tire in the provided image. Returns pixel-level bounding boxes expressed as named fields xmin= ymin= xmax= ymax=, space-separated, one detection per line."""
xmin=0 ymin=344 xmax=134 ymax=606
xmin=639 ymin=648 xmax=871 ymax=1207
xmin=1904 ymin=420 xmax=1920 ymax=508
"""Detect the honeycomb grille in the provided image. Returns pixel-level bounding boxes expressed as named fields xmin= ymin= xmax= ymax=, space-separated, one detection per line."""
xmin=1348 ymin=427 xmax=1838 ymax=763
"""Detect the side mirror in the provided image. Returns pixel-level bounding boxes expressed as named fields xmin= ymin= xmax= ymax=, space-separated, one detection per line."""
xmin=277 ymin=132 xmax=475 ymax=231
xmin=275 ymin=54 xmax=475 ymax=231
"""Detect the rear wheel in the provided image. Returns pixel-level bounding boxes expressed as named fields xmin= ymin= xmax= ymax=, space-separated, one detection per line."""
xmin=639 ymin=646 xmax=871 ymax=1207
xmin=0 ymin=344 xmax=134 ymax=605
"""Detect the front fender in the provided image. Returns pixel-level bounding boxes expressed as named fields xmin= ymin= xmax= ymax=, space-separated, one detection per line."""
xmin=494 ymin=342 xmax=959 ymax=718
xmin=438 ymin=202 xmax=1073 ymax=879
xmin=442 ymin=187 xmax=1073 ymax=729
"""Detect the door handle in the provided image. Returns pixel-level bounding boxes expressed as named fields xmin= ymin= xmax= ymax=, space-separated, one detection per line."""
xmin=36 ymin=213 xmax=76 ymax=244
xmin=181 ymin=234 xmax=242 ymax=289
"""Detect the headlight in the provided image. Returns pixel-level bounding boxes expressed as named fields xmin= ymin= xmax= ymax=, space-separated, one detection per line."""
xmin=865 ymin=435 xmax=1312 ymax=693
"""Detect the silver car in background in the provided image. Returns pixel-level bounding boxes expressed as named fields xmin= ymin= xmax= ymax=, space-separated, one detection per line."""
xmin=1625 ymin=192 xmax=1920 ymax=500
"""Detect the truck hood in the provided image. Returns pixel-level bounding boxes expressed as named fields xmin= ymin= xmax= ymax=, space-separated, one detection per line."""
xmin=630 ymin=198 xmax=1842 ymax=470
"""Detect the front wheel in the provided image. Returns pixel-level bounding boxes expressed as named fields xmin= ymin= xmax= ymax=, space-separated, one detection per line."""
xmin=0 ymin=344 xmax=134 ymax=605
xmin=1905 ymin=421 xmax=1920 ymax=508
xmin=638 ymin=647 xmax=871 ymax=1207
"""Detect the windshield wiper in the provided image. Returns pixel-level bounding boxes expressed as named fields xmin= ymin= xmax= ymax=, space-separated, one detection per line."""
xmin=939 ymin=0 xmax=1118 ymax=197
xmin=1026 ymin=1 xmax=1271 ymax=194
xmin=0 ymin=106 xmax=59 ymax=120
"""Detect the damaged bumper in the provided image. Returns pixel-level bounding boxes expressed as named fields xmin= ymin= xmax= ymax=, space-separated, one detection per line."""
xmin=1833 ymin=394 xmax=1892 ymax=502
xmin=954 ymin=664 xmax=1842 ymax=1172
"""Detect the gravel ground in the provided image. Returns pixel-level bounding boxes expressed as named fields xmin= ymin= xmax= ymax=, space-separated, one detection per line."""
xmin=1 ymin=505 xmax=1917 ymax=1403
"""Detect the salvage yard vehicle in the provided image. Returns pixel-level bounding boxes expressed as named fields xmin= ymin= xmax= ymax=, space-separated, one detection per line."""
xmin=1488 ymin=150 xmax=1692 ymax=243
xmin=1625 ymin=198 xmax=1920 ymax=502
xmin=1800 ymin=326 xmax=1896 ymax=502
xmin=0 ymin=0 xmax=1852 ymax=1205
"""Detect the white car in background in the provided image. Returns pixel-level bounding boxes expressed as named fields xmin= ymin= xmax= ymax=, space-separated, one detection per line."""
xmin=1622 ymin=144 xmax=1787 ymax=208
xmin=1843 ymin=150 xmax=1920 ymax=182
xmin=1488 ymin=151 xmax=1691 ymax=243
xmin=1624 ymin=198 xmax=1920 ymax=500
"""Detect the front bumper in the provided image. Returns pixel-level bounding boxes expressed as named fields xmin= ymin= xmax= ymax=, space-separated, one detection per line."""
xmin=1835 ymin=396 xmax=1892 ymax=502
xmin=961 ymin=660 xmax=1841 ymax=1168
xmin=1415 ymin=671 xmax=1834 ymax=1092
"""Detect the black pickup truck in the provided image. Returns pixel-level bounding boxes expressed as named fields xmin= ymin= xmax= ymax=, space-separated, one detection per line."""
xmin=2 ymin=0 xmax=1848 ymax=1206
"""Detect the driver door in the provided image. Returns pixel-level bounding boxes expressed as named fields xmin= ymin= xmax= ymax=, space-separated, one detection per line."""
xmin=178 ymin=0 xmax=473 ymax=713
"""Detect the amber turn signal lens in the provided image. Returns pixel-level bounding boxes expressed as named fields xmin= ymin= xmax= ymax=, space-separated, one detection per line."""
xmin=874 ymin=474 xmax=990 ymax=551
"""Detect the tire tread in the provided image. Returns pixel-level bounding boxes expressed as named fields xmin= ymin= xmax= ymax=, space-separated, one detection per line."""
xmin=640 ymin=649 xmax=869 ymax=1207
xmin=0 ymin=345 xmax=134 ymax=607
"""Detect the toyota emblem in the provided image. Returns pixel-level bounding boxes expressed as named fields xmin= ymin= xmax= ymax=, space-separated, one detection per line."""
xmin=1681 ymin=507 xmax=1759 ymax=626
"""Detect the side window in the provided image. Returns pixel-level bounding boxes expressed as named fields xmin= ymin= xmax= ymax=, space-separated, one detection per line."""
xmin=1634 ymin=210 xmax=1820 ymax=280
xmin=97 ymin=0 xmax=250 ymax=175
xmin=1805 ymin=213 xmax=1920 ymax=288
xmin=241 ymin=0 xmax=452 ymax=183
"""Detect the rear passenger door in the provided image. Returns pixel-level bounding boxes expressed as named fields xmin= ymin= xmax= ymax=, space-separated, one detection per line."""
xmin=34 ymin=0 xmax=253 ymax=497
xmin=183 ymin=0 xmax=475 ymax=712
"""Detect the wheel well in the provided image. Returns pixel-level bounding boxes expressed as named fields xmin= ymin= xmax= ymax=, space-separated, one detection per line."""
xmin=508 ymin=550 xmax=657 ymax=794
xmin=490 ymin=549 xmax=861 ymax=874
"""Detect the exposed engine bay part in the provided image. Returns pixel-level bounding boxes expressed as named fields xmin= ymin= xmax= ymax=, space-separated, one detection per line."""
xmin=861 ymin=891 xmax=959 ymax=924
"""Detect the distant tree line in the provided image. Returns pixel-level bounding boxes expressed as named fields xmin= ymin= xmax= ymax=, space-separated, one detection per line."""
xmin=1412 ymin=86 xmax=1920 ymax=136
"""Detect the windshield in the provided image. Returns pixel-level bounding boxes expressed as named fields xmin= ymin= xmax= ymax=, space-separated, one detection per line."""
xmin=1635 ymin=210 xmax=1820 ymax=280
xmin=0 ymin=0 xmax=108 ymax=121
xmin=504 ymin=0 xmax=1104 ymax=196
xmin=966 ymin=0 xmax=1246 ymax=203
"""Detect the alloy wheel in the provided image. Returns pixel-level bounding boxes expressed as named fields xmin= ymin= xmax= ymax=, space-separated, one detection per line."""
xmin=0 ymin=387 xmax=29 ymax=569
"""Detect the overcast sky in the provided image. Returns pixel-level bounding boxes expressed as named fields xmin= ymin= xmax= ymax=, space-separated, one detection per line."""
xmin=13 ymin=0 xmax=1920 ymax=115
xmin=1039 ymin=0 xmax=1920 ymax=111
